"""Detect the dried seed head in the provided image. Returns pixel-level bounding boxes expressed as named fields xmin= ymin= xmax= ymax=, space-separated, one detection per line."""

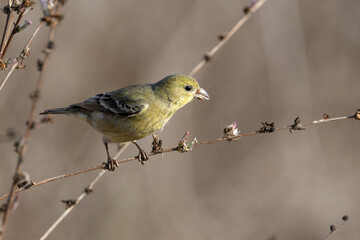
xmin=259 ymin=121 xmax=276 ymax=133
xmin=177 ymin=132 xmax=197 ymax=152
xmin=151 ymin=134 xmax=163 ymax=153
xmin=223 ymin=122 xmax=240 ymax=140
xmin=289 ymin=116 xmax=305 ymax=133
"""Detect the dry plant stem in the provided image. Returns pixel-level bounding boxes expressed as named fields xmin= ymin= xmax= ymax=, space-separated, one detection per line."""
xmin=0 ymin=24 xmax=53 ymax=240
xmin=0 ymin=22 xmax=45 ymax=91
xmin=323 ymin=221 xmax=347 ymax=240
xmin=0 ymin=2 xmax=15 ymax=58
xmin=0 ymin=64 xmax=16 ymax=91
xmin=1 ymin=10 xmax=25 ymax=59
xmin=36 ymin=111 xmax=356 ymax=239
xmin=188 ymin=0 xmax=267 ymax=76
xmin=39 ymin=189 xmax=88 ymax=240
xmin=0 ymin=113 xmax=356 ymax=202
xmin=39 ymin=143 xmax=129 ymax=240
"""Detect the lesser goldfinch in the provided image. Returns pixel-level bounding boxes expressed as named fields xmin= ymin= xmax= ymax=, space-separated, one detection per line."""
xmin=40 ymin=74 xmax=209 ymax=170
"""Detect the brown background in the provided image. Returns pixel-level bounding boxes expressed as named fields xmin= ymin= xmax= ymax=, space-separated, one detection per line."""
xmin=0 ymin=0 xmax=359 ymax=239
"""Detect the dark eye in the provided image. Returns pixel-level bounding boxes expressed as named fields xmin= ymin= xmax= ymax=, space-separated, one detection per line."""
xmin=185 ymin=85 xmax=192 ymax=91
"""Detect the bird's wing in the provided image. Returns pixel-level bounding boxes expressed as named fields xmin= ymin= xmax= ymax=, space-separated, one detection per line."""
xmin=74 ymin=92 xmax=148 ymax=117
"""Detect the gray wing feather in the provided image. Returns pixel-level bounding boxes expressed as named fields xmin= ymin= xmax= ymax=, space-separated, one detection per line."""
xmin=75 ymin=93 xmax=148 ymax=117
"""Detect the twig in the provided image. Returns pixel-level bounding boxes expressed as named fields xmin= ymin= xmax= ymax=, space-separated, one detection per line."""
xmin=0 ymin=111 xmax=358 ymax=201
xmin=0 ymin=10 xmax=58 ymax=240
xmin=0 ymin=22 xmax=45 ymax=91
xmin=1 ymin=8 xmax=26 ymax=59
xmin=188 ymin=0 xmax=267 ymax=76
xmin=0 ymin=64 xmax=16 ymax=91
xmin=39 ymin=144 xmax=129 ymax=240
xmin=0 ymin=1 xmax=15 ymax=58
xmin=323 ymin=215 xmax=349 ymax=240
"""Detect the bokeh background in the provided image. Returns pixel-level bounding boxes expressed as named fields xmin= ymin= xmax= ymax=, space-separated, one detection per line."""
xmin=1 ymin=0 xmax=360 ymax=239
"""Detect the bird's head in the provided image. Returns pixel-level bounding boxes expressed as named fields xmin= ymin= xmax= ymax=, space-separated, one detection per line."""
xmin=153 ymin=74 xmax=209 ymax=108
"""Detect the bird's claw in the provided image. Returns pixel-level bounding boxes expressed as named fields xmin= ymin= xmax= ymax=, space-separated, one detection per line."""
xmin=103 ymin=158 xmax=119 ymax=171
xmin=138 ymin=150 xmax=148 ymax=165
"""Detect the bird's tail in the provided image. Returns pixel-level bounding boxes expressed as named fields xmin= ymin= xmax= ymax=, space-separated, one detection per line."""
xmin=40 ymin=107 xmax=72 ymax=115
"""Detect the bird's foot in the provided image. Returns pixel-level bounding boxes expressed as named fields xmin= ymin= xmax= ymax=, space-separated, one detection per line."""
xmin=138 ymin=150 xmax=148 ymax=165
xmin=103 ymin=157 xmax=119 ymax=171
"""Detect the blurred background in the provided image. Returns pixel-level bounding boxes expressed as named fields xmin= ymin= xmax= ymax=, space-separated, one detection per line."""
xmin=0 ymin=0 xmax=359 ymax=239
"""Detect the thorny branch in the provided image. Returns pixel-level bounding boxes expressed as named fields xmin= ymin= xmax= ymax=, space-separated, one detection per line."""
xmin=1 ymin=110 xmax=359 ymax=202
xmin=0 ymin=1 xmax=64 ymax=239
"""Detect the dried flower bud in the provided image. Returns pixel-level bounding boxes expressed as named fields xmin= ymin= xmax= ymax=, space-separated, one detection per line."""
xmin=259 ymin=121 xmax=276 ymax=133
xmin=14 ymin=20 xmax=32 ymax=34
xmin=177 ymin=132 xmax=198 ymax=152
xmin=223 ymin=122 xmax=240 ymax=139
xmin=151 ymin=134 xmax=163 ymax=153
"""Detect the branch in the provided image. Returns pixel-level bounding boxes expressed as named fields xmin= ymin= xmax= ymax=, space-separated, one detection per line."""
xmin=1 ymin=111 xmax=358 ymax=202
xmin=188 ymin=0 xmax=267 ymax=76
xmin=0 ymin=2 xmax=63 ymax=238
xmin=0 ymin=5 xmax=26 ymax=59
xmin=323 ymin=215 xmax=349 ymax=240
xmin=0 ymin=0 xmax=36 ymax=60
xmin=0 ymin=21 xmax=45 ymax=92
xmin=39 ymin=143 xmax=130 ymax=240
xmin=0 ymin=1 xmax=15 ymax=58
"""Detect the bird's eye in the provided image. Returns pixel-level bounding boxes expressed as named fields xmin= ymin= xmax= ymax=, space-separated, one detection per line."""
xmin=185 ymin=85 xmax=192 ymax=91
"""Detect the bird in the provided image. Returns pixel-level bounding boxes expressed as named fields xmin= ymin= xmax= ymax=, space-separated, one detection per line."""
xmin=40 ymin=74 xmax=209 ymax=170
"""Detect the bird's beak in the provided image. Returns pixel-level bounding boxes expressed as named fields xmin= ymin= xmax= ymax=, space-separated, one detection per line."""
xmin=194 ymin=88 xmax=210 ymax=100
